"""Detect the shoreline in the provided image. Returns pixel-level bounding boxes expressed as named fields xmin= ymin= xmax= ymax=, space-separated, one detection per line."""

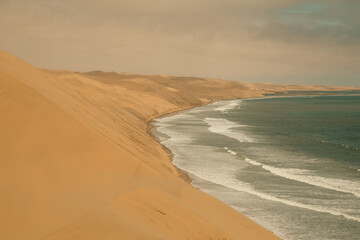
xmin=1 ymin=50 xmax=284 ymax=240
xmin=145 ymin=99 xmax=215 ymax=184
xmin=145 ymin=92 xmax=357 ymax=183
xmin=146 ymin=92 xmax=357 ymax=184
xmin=147 ymin=93 xmax=360 ymax=240
xmin=3 ymin=49 xmax=358 ymax=239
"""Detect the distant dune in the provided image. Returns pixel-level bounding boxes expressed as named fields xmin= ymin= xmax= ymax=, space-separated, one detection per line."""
xmin=0 ymin=50 xmax=357 ymax=240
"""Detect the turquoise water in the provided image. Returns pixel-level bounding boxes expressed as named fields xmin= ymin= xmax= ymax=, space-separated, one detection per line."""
xmin=154 ymin=95 xmax=360 ymax=240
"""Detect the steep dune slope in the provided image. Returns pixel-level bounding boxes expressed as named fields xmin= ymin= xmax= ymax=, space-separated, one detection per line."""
xmin=0 ymin=54 xmax=175 ymax=239
xmin=0 ymin=50 xmax=284 ymax=240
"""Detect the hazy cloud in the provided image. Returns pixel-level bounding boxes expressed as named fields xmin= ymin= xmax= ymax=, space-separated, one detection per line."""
xmin=0 ymin=0 xmax=359 ymax=86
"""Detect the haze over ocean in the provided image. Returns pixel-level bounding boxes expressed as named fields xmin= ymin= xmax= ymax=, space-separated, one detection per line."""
xmin=1 ymin=0 xmax=360 ymax=86
xmin=155 ymin=93 xmax=360 ymax=240
xmin=1 ymin=0 xmax=360 ymax=239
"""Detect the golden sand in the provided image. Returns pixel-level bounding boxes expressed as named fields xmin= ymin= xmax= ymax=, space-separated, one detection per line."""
xmin=1 ymin=50 xmax=358 ymax=239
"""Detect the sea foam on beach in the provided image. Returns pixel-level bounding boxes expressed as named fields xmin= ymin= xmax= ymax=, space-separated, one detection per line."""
xmin=155 ymin=96 xmax=360 ymax=240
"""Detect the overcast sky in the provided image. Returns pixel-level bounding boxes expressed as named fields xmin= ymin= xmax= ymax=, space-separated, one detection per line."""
xmin=1 ymin=0 xmax=359 ymax=86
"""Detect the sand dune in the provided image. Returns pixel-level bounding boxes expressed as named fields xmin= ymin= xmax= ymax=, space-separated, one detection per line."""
xmin=1 ymin=50 xmax=357 ymax=239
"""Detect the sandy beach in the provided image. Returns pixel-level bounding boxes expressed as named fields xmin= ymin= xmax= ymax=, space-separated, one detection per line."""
xmin=1 ymin=50 xmax=359 ymax=240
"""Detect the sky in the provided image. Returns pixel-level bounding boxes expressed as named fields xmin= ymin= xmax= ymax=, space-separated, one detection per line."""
xmin=0 ymin=0 xmax=359 ymax=86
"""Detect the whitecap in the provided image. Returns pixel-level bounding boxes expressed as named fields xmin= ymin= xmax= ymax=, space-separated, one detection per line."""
xmin=215 ymin=100 xmax=241 ymax=113
xmin=204 ymin=117 xmax=255 ymax=143
xmin=244 ymin=158 xmax=360 ymax=198
xmin=227 ymin=150 xmax=237 ymax=155
xmin=184 ymin=166 xmax=360 ymax=223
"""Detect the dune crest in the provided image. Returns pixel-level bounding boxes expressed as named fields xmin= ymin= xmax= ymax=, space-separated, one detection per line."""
xmin=1 ymin=50 xmax=357 ymax=239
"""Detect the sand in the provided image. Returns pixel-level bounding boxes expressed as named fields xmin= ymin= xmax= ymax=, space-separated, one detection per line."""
xmin=1 ymin=50 xmax=358 ymax=240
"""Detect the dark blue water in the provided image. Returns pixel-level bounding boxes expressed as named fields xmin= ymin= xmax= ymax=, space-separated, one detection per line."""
xmin=154 ymin=95 xmax=360 ymax=240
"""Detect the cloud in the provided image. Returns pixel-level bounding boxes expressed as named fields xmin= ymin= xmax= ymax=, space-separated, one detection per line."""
xmin=0 ymin=0 xmax=359 ymax=86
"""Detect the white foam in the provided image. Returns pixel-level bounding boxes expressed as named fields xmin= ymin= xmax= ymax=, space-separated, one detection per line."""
xmin=244 ymin=158 xmax=360 ymax=198
xmin=205 ymin=118 xmax=255 ymax=143
xmin=227 ymin=150 xmax=237 ymax=155
xmin=215 ymin=100 xmax=241 ymax=113
xmin=185 ymin=167 xmax=360 ymax=223
xmin=244 ymin=157 xmax=262 ymax=166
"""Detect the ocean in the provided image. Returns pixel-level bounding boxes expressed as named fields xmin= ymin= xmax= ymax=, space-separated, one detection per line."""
xmin=153 ymin=94 xmax=360 ymax=240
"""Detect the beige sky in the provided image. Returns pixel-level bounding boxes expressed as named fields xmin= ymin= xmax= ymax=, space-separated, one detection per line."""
xmin=0 ymin=0 xmax=359 ymax=86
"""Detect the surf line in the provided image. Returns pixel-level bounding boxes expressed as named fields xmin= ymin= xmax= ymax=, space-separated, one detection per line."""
xmin=185 ymin=163 xmax=360 ymax=223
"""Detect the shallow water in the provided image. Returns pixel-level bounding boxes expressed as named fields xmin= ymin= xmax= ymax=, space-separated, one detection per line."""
xmin=154 ymin=95 xmax=360 ymax=240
